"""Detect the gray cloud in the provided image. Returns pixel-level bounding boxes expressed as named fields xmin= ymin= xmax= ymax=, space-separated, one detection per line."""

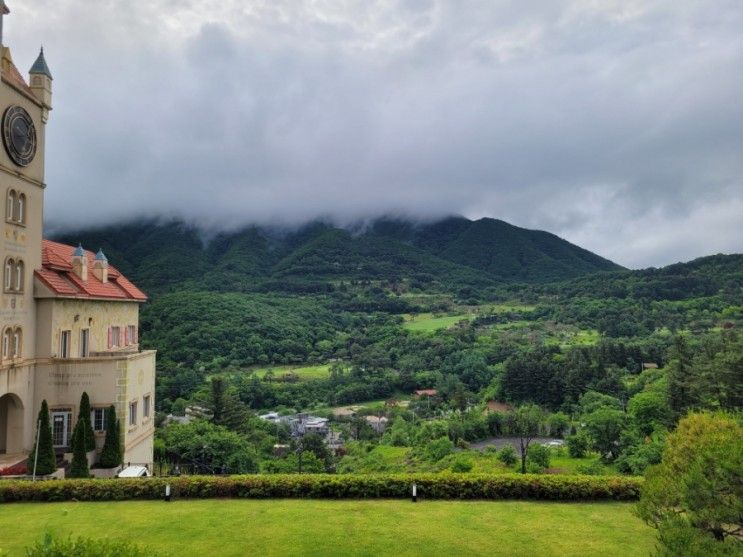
xmin=6 ymin=0 xmax=743 ymax=268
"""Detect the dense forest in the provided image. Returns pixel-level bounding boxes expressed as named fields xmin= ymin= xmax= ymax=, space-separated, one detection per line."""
xmin=52 ymin=217 xmax=743 ymax=485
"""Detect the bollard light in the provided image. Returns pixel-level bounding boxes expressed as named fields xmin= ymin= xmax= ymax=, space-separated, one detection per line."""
xmin=412 ymin=483 xmax=417 ymax=503
xmin=165 ymin=483 xmax=171 ymax=502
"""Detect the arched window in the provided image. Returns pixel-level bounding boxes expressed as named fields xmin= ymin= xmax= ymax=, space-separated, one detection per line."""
xmin=6 ymin=189 xmax=15 ymax=221
xmin=12 ymin=328 xmax=21 ymax=358
xmin=2 ymin=328 xmax=10 ymax=359
xmin=4 ymin=258 xmax=14 ymax=291
xmin=15 ymin=260 xmax=23 ymax=292
xmin=17 ymin=193 xmax=25 ymax=224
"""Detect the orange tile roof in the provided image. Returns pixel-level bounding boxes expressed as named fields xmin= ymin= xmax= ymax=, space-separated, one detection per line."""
xmin=36 ymin=240 xmax=147 ymax=301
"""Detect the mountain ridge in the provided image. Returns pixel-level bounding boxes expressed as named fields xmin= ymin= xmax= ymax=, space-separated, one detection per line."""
xmin=49 ymin=215 xmax=624 ymax=296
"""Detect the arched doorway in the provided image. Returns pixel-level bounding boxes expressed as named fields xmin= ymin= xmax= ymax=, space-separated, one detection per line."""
xmin=0 ymin=393 xmax=24 ymax=454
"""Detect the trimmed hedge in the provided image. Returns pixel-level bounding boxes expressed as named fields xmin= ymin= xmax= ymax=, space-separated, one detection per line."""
xmin=0 ymin=474 xmax=643 ymax=503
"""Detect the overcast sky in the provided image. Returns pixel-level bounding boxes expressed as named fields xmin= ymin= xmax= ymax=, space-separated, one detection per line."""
xmin=6 ymin=0 xmax=743 ymax=268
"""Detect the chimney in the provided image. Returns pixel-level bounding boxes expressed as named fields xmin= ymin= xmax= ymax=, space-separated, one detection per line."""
xmin=92 ymin=248 xmax=108 ymax=283
xmin=71 ymin=244 xmax=88 ymax=281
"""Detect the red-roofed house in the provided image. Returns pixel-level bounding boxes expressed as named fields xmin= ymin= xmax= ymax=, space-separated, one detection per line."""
xmin=0 ymin=16 xmax=155 ymax=473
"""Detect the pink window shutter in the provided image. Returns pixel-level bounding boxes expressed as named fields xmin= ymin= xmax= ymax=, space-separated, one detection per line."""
xmin=107 ymin=327 xmax=112 ymax=349
xmin=124 ymin=327 xmax=129 ymax=346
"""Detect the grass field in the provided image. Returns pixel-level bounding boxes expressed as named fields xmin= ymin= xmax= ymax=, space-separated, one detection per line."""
xmin=0 ymin=500 xmax=655 ymax=557
xmin=250 ymin=364 xmax=331 ymax=381
xmin=403 ymin=313 xmax=473 ymax=332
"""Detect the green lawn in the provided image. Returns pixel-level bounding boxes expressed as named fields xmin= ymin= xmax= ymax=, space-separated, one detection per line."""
xmin=250 ymin=364 xmax=331 ymax=381
xmin=403 ymin=313 xmax=473 ymax=332
xmin=0 ymin=499 xmax=655 ymax=557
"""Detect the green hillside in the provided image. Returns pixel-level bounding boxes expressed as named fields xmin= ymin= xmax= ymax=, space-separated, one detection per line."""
xmin=52 ymin=215 xmax=622 ymax=294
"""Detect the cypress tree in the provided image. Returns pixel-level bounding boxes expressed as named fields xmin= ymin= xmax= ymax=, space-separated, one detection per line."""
xmin=99 ymin=405 xmax=122 ymax=468
xmin=68 ymin=417 xmax=90 ymax=478
xmin=78 ymin=392 xmax=96 ymax=451
xmin=28 ymin=400 xmax=56 ymax=476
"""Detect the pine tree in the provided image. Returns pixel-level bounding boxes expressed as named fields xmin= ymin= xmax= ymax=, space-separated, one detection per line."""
xmin=28 ymin=400 xmax=56 ymax=476
xmin=78 ymin=392 xmax=96 ymax=451
xmin=68 ymin=417 xmax=90 ymax=478
xmin=209 ymin=376 xmax=247 ymax=430
xmin=99 ymin=405 xmax=122 ymax=468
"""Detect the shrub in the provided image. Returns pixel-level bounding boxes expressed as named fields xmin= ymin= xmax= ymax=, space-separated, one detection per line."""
xmin=526 ymin=462 xmax=544 ymax=474
xmin=25 ymin=533 xmax=163 ymax=557
xmin=450 ymin=457 xmax=473 ymax=473
xmin=575 ymin=461 xmax=605 ymax=476
xmin=68 ymin=418 xmax=90 ymax=479
xmin=425 ymin=437 xmax=454 ymax=462
xmin=496 ymin=446 xmax=517 ymax=467
xmin=566 ymin=432 xmax=590 ymax=458
xmin=527 ymin=444 xmax=551 ymax=469
xmin=99 ymin=406 xmax=122 ymax=468
xmin=78 ymin=392 xmax=96 ymax=452
xmin=0 ymin=474 xmax=643 ymax=503
xmin=28 ymin=400 xmax=56 ymax=476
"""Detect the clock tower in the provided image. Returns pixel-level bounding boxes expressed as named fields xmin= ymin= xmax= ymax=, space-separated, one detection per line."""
xmin=0 ymin=3 xmax=156 ymax=472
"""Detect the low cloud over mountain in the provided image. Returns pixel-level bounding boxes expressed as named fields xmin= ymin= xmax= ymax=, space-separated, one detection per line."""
xmin=9 ymin=0 xmax=743 ymax=268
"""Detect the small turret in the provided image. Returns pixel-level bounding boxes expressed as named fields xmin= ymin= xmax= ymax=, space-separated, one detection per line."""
xmin=92 ymin=248 xmax=108 ymax=283
xmin=71 ymin=243 xmax=88 ymax=281
xmin=29 ymin=46 xmax=52 ymax=113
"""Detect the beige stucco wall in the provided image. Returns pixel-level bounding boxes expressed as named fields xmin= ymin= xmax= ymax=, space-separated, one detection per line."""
xmin=33 ymin=350 xmax=156 ymax=466
xmin=34 ymin=298 xmax=141 ymax=359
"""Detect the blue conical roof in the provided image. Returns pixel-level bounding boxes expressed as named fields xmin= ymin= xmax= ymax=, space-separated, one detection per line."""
xmin=94 ymin=248 xmax=107 ymax=261
xmin=29 ymin=47 xmax=52 ymax=79
xmin=73 ymin=243 xmax=85 ymax=257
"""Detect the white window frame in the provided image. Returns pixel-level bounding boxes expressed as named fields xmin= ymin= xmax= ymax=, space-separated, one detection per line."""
xmin=4 ymin=259 xmax=12 ymax=290
xmin=60 ymin=330 xmax=71 ymax=359
xmin=127 ymin=325 xmax=136 ymax=345
xmin=17 ymin=193 xmax=24 ymax=224
xmin=129 ymin=401 xmax=138 ymax=426
xmin=6 ymin=190 xmax=14 ymax=220
xmin=90 ymin=407 xmax=106 ymax=432
xmin=80 ymin=328 xmax=90 ymax=357
xmin=12 ymin=329 xmax=20 ymax=358
xmin=2 ymin=330 xmax=9 ymax=359
xmin=143 ymin=395 xmax=151 ymax=419
xmin=111 ymin=326 xmax=121 ymax=348
xmin=14 ymin=260 xmax=23 ymax=291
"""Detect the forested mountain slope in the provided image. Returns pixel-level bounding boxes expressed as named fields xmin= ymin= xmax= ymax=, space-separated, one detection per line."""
xmin=51 ymin=216 xmax=623 ymax=295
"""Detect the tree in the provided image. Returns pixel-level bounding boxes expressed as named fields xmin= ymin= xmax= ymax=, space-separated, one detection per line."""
xmin=208 ymin=375 xmax=248 ymax=430
xmin=584 ymin=407 xmax=626 ymax=461
xmin=637 ymin=412 xmax=743 ymax=552
xmin=507 ymin=405 xmax=545 ymax=473
xmin=99 ymin=405 xmax=122 ymax=468
xmin=527 ymin=443 xmax=551 ymax=469
xmin=28 ymin=400 xmax=56 ymax=476
xmin=627 ymin=390 xmax=671 ymax=436
xmin=78 ymin=392 xmax=96 ymax=451
xmin=160 ymin=420 xmax=258 ymax=474
xmin=68 ymin=417 xmax=90 ymax=478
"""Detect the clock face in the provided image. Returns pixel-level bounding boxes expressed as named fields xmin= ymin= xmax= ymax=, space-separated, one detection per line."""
xmin=2 ymin=106 xmax=37 ymax=167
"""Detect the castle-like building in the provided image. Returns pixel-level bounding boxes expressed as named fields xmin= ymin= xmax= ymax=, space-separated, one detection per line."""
xmin=0 ymin=3 xmax=155 ymax=470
